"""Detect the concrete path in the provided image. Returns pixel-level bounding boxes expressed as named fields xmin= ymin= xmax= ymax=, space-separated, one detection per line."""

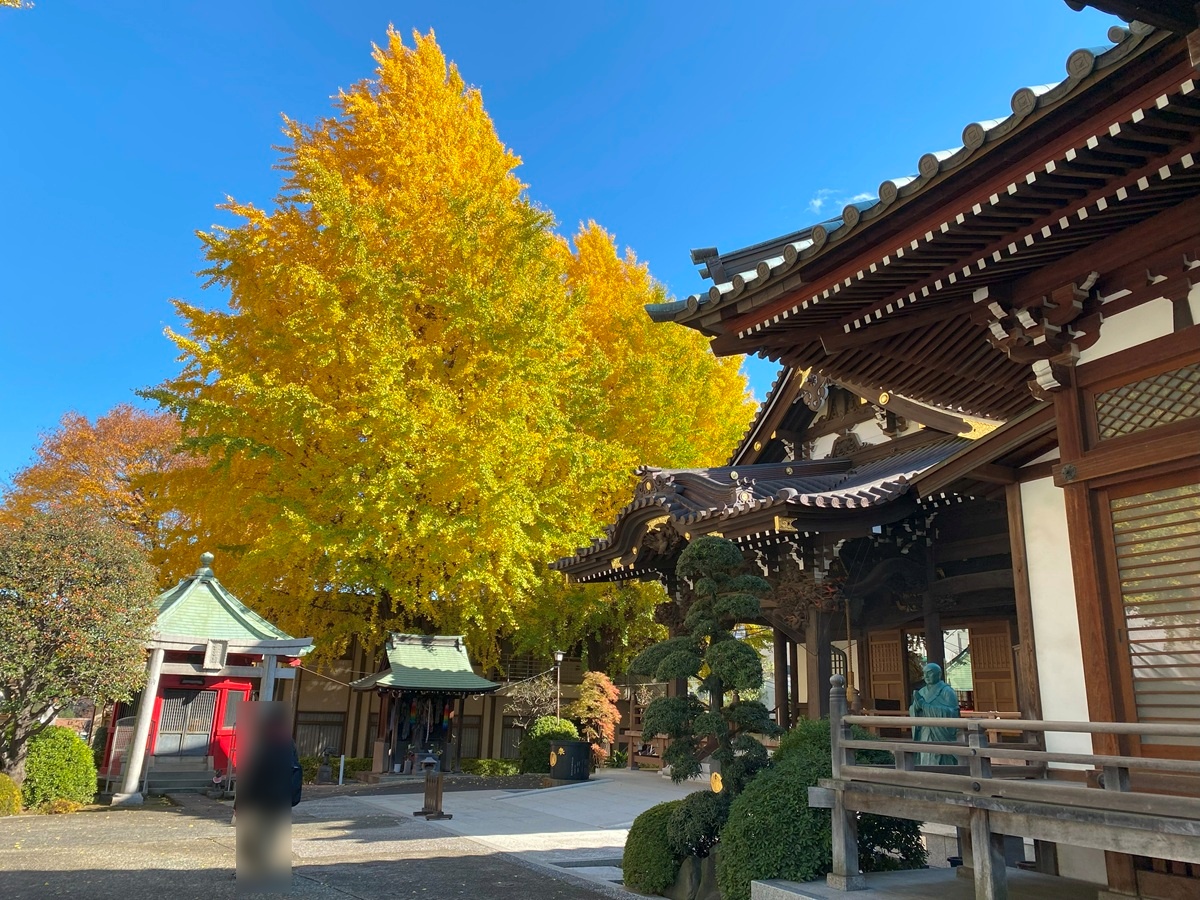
xmin=357 ymin=768 xmax=709 ymax=890
xmin=0 ymin=790 xmax=630 ymax=899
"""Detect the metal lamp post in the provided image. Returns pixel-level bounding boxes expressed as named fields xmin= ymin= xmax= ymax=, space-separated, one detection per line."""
xmin=554 ymin=650 xmax=565 ymax=719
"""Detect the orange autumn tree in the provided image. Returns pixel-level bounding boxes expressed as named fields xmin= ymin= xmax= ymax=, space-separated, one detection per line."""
xmin=145 ymin=30 xmax=754 ymax=665
xmin=2 ymin=405 xmax=196 ymax=580
xmin=568 ymin=670 xmax=622 ymax=767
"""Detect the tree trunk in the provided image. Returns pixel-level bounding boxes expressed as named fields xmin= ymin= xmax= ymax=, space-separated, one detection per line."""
xmin=1 ymin=708 xmax=52 ymax=786
xmin=585 ymin=625 xmax=617 ymax=675
xmin=2 ymin=756 xmax=26 ymax=785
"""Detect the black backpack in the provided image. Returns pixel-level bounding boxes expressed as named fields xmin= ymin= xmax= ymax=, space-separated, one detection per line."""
xmin=290 ymin=745 xmax=303 ymax=807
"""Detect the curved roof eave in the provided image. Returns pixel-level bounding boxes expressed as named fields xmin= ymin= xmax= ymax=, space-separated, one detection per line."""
xmin=647 ymin=22 xmax=1159 ymax=326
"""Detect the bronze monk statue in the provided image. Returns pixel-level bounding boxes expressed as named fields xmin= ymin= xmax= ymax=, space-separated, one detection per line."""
xmin=909 ymin=662 xmax=961 ymax=766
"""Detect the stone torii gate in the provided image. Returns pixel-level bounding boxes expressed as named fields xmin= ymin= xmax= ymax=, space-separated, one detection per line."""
xmin=111 ymin=552 xmax=313 ymax=806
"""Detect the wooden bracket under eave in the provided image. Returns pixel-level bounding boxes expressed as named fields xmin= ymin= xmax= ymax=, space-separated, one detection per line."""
xmin=1189 ymin=28 xmax=1200 ymax=68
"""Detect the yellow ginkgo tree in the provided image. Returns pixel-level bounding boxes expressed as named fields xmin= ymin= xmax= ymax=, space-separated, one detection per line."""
xmin=146 ymin=29 xmax=754 ymax=668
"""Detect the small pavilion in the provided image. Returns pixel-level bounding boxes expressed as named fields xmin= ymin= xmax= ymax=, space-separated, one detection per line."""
xmin=352 ymin=633 xmax=500 ymax=775
xmin=109 ymin=552 xmax=313 ymax=806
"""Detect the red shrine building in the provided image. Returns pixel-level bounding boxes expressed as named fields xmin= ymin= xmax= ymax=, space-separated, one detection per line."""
xmin=102 ymin=553 xmax=312 ymax=804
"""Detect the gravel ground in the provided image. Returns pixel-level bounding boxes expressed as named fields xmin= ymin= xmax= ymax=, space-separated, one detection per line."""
xmin=0 ymin=788 xmax=625 ymax=900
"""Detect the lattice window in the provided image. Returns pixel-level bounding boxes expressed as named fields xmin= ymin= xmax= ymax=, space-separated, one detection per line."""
xmin=1111 ymin=482 xmax=1200 ymax=748
xmin=295 ymin=711 xmax=345 ymax=757
xmin=459 ymin=714 xmax=481 ymax=759
xmin=831 ymin=646 xmax=847 ymax=677
xmin=500 ymin=716 xmax=522 ymax=759
xmin=1094 ymin=363 xmax=1200 ymax=440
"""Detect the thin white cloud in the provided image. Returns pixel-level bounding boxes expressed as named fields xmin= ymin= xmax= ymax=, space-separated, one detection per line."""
xmin=806 ymin=188 xmax=875 ymax=217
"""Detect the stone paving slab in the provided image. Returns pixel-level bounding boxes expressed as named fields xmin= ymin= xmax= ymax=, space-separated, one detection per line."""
xmin=0 ymin=791 xmax=623 ymax=900
xmin=356 ymin=767 xmax=707 ymax=884
xmin=752 ymin=867 xmax=1103 ymax=900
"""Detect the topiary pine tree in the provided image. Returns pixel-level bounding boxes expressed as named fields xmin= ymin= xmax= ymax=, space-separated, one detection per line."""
xmin=628 ymin=536 xmax=779 ymax=793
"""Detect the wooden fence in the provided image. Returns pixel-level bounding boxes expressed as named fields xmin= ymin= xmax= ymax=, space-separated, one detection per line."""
xmin=810 ymin=675 xmax=1200 ymax=899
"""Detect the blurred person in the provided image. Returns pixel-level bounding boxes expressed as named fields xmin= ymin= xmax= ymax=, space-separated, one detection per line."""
xmin=234 ymin=701 xmax=301 ymax=894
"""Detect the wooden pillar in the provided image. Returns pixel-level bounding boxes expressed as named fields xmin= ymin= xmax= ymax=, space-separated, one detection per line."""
xmin=390 ymin=693 xmax=402 ymax=773
xmin=827 ymin=675 xmax=865 ymax=891
xmin=788 ymin=639 xmax=801 ymax=721
xmin=806 ymin=607 xmax=833 ymax=719
xmin=1006 ymin=482 xmax=1043 ymax=725
xmin=969 ymin=807 xmax=1009 ymax=900
xmin=855 ymin=626 xmax=870 ymax=709
xmin=480 ymin=693 xmax=493 ymax=760
xmin=453 ymin=695 xmax=465 ymax=772
xmin=922 ymin=595 xmax=945 ymax=672
xmin=113 ymin=648 xmax=165 ymax=806
xmin=372 ymin=692 xmax=390 ymax=774
xmin=773 ymin=628 xmax=791 ymax=730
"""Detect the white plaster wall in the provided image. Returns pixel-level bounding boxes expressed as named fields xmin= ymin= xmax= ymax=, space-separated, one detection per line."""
xmin=1056 ymin=846 xmax=1108 ymax=886
xmin=810 ymin=415 xmax=913 ymax=459
xmin=1020 ymin=476 xmax=1094 ymax=759
xmin=1078 ymin=294 xmax=1189 ymax=366
xmin=1022 ymin=476 xmax=1111 ymax=886
xmin=1024 ymin=447 xmax=1060 ymax=466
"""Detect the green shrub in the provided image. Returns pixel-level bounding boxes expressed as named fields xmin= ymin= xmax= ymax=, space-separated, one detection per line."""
xmin=517 ymin=716 xmax=578 ymax=774
xmin=774 ymin=718 xmax=894 ymax=767
xmin=668 ymin=789 xmax=730 ymax=859
xmin=0 ymin=773 xmax=22 ymax=816
xmin=21 ymin=726 xmax=96 ymax=808
xmin=717 ymin=747 xmax=834 ymax=900
xmin=299 ymin=755 xmax=320 ymax=784
xmin=300 ymin=755 xmax=374 ymax=783
xmin=623 ymin=799 xmax=683 ymax=894
xmin=605 ymin=748 xmax=628 ymax=769
xmin=717 ymin=721 xmax=922 ymax=900
xmin=460 ymin=758 xmax=520 ymax=777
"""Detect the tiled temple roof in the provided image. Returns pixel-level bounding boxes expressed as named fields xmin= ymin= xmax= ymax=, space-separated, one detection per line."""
xmin=351 ymin=633 xmax=500 ymax=695
xmin=551 ymin=436 xmax=969 ymax=578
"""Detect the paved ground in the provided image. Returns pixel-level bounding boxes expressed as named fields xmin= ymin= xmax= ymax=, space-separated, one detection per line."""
xmin=355 ymin=768 xmax=710 ymax=887
xmin=0 ymin=786 xmax=639 ymax=899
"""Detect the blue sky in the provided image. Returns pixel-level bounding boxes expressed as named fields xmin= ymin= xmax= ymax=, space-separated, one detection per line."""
xmin=0 ymin=1 xmax=1116 ymax=482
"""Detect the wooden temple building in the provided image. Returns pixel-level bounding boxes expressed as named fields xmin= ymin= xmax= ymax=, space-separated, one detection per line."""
xmin=105 ymin=552 xmax=313 ymax=805
xmin=351 ymin=633 xmax=500 ymax=775
xmin=556 ymin=13 xmax=1200 ymax=899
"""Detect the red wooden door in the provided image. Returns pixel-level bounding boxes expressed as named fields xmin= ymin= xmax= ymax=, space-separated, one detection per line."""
xmin=211 ymin=682 xmax=250 ymax=773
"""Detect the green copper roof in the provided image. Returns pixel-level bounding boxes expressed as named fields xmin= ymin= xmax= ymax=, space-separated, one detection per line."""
xmin=153 ymin=552 xmax=309 ymax=648
xmin=352 ymin=633 xmax=500 ymax=695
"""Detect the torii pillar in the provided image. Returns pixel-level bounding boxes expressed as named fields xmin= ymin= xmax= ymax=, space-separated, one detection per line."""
xmin=111 ymin=648 xmax=166 ymax=807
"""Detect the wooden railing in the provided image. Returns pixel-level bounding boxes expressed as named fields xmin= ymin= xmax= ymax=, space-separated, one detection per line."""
xmin=812 ymin=675 xmax=1200 ymax=899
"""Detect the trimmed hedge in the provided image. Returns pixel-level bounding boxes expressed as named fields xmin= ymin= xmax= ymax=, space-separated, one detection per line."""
xmin=460 ymin=758 xmax=520 ymax=777
xmin=22 ymin=726 xmax=96 ymax=808
xmin=717 ymin=745 xmax=835 ymax=900
xmin=517 ymin=716 xmax=578 ymax=774
xmin=716 ymin=720 xmax=924 ymax=900
xmin=668 ymin=789 xmax=730 ymax=859
xmin=299 ymin=755 xmax=373 ymax=784
xmin=0 ymin=773 xmax=21 ymax=816
xmin=623 ymin=799 xmax=683 ymax=894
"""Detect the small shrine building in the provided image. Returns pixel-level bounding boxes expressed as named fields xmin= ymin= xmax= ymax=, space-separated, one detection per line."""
xmin=107 ymin=552 xmax=313 ymax=806
xmin=352 ymin=633 xmax=500 ymax=775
